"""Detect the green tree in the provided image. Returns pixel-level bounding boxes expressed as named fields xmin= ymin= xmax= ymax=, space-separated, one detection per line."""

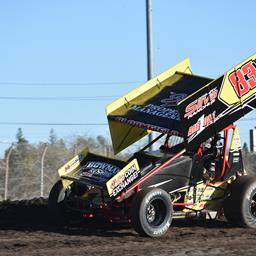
xmin=16 ymin=128 xmax=28 ymax=144
xmin=243 ymin=142 xmax=249 ymax=154
xmin=49 ymin=129 xmax=57 ymax=144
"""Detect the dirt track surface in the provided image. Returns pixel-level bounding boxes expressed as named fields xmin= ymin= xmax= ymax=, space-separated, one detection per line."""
xmin=0 ymin=199 xmax=256 ymax=256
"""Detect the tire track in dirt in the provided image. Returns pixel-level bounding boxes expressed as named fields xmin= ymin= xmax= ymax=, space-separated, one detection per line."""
xmin=0 ymin=199 xmax=255 ymax=256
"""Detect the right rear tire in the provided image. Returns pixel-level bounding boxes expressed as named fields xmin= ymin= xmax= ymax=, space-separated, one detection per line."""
xmin=224 ymin=175 xmax=256 ymax=228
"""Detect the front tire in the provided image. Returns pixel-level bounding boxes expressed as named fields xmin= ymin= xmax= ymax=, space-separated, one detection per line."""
xmin=131 ymin=188 xmax=173 ymax=237
xmin=48 ymin=180 xmax=67 ymax=226
xmin=224 ymin=175 xmax=256 ymax=228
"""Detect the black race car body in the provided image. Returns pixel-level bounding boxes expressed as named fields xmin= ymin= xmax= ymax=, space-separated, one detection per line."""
xmin=49 ymin=54 xmax=256 ymax=237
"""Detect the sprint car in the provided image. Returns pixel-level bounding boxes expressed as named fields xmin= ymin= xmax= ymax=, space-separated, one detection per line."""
xmin=48 ymin=54 xmax=256 ymax=237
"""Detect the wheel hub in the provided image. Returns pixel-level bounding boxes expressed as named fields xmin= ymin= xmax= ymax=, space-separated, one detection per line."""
xmin=146 ymin=204 xmax=156 ymax=223
xmin=250 ymin=197 xmax=256 ymax=217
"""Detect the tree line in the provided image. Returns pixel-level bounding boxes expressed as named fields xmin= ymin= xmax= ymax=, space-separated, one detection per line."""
xmin=0 ymin=129 xmax=255 ymax=201
xmin=0 ymin=128 xmax=116 ymax=200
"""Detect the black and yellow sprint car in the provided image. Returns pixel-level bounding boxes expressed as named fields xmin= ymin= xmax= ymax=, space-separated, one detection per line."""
xmin=48 ymin=54 xmax=256 ymax=237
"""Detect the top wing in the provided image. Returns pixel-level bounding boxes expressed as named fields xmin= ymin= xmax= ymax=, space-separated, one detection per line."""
xmin=178 ymin=53 xmax=256 ymax=151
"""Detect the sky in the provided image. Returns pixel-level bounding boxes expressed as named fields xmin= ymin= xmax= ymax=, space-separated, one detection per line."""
xmin=0 ymin=0 xmax=256 ymax=157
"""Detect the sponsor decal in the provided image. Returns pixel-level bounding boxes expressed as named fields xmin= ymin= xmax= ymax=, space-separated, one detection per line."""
xmin=187 ymin=111 xmax=216 ymax=138
xmin=84 ymin=162 xmax=120 ymax=174
xmin=61 ymin=154 xmax=86 ymax=175
xmin=230 ymin=127 xmax=241 ymax=151
xmin=131 ymin=103 xmax=180 ymax=120
xmin=229 ymin=60 xmax=256 ymax=97
xmin=64 ymin=157 xmax=80 ymax=173
xmin=153 ymin=220 xmax=170 ymax=235
xmin=110 ymin=116 xmax=181 ymax=135
xmin=145 ymin=190 xmax=163 ymax=204
xmin=184 ymin=183 xmax=227 ymax=211
xmin=232 ymin=156 xmax=240 ymax=163
xmin=78 ymin=171 xmax=93 ymax=178
xmin=106 ymin=159 xmax=140 ymax=197
xmin=184 ymin=88 xmax=218 ymax=119
xmin=160 ymin=92 xmax=187 ymax=107
xmin=76 ymin=161 xmax=121 ymax=179
xmin=219 ymin=59 xmax=256 ymax=106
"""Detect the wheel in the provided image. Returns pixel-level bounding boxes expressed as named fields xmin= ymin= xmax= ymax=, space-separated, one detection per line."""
xmin=48 ymin=180 xmax=67 ymax=226
xmin=131 ymin=188 xmax=173 ymax=237
xmin=224 ymin=175 xmax=256 ymax=228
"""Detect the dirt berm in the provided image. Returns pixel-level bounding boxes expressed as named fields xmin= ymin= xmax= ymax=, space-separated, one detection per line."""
xmin=0 ymin=198 xmax=255 ymax=256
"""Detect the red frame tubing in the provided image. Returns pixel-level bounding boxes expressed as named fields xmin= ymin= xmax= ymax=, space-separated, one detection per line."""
xmin=116 ymin=148 xmax=186 ymax=201
xmin=214 ymin=124 xmax=235 ymax=181
xmin=173 ymin=202 xmax=194 ymax=207
xmin=139 ymin=133 xmax=165 ymax=152
xmin=115 ymin=124 xmax=236 ymax=201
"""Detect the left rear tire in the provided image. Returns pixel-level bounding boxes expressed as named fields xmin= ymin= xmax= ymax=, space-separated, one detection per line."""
xmin=131 ymin=188 xmax=173 ymax=237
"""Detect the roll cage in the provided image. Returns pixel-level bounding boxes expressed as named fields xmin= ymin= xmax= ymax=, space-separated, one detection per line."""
xmin=113 ymin=123 xmax=241 ymax=202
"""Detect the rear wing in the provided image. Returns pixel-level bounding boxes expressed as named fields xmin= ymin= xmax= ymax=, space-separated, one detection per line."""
xmin=178 ymin=53 xmax=256 ymax=151
xmin=106 ymin=58 xmax=212 ymax=154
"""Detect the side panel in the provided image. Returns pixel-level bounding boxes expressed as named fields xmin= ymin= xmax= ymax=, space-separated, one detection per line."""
xmin=183 ymin=182 xmax=228 ymax=212
xmin=140 ymin=157 xmax=192 ymax=193
xmin=178 ymin=54 xmax=256 ymax=151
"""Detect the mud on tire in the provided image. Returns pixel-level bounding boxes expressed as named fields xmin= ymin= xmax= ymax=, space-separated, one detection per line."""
xmin=131 ymin=188 xmax=173 ymax=237
xmin=224 ymin=175 xmax=256 ymax=228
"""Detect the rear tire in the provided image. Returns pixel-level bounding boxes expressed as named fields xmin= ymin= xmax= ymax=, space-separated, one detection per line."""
xmin=131 ymin=188 xmax=172 ymax=237
xmin=224 ymin=175 xmax=256 ymax=228
xmin=48 ymin=180 xmax=67 ymax=226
